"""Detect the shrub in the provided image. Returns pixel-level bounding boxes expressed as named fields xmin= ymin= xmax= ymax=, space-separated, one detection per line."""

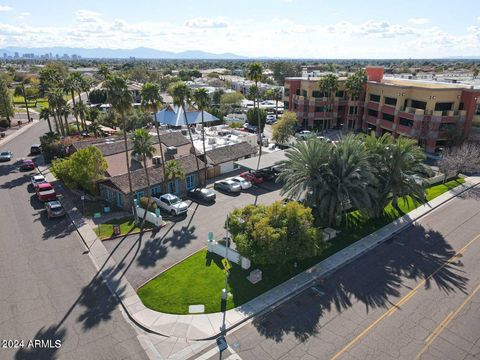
xmin=0 ymin=119 xmax=9 ymax=128
xmin=139 ymin=196 xmax=157 ymax=212
xmin=228 ymin=121 xmax=243 ymax=129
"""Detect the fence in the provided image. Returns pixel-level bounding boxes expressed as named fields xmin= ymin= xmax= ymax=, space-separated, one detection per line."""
xmin=207 ymin=239 xmax=251 ymax=270
xmin=135 ymin=206 xmax=163 ymax=227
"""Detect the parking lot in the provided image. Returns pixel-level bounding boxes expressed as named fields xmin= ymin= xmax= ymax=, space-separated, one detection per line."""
xmin=102 ymin=179 xmax=284 ymax=289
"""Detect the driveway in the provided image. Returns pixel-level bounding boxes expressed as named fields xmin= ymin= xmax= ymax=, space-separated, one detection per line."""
xmin=102 ymin=181 xmax=284 ymax=289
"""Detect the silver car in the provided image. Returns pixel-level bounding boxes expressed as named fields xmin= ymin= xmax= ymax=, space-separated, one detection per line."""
xmin=214 ymin=179 xmax=242 ymax=193
xmin=0 ymin=151 xmax=13 ymax=162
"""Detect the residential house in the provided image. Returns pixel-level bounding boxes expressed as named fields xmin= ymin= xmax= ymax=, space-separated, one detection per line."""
xmin=205 ymin=142 xmax=257 ymax=177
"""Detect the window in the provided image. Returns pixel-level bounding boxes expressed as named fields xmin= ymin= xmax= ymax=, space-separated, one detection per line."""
xmin=294 ymin=103 xmax=298 ymax=110
xmin=476 ymin=104 xmax=480 ymax=115
xmin=168 ymin=181 xmax=174 ymax=194
xmin=312 ymin=90 xmax=327 ymax=98
xmin=303 ymin=104 xmax=308 ymax=112
xmin=284 ymin=101 xmax=289 ymax=109
xmin=335 ymin=90 xmax=344 ymax=98
xmin=302 ymin=90 xmax=307 ymax=97
xmin=284 ymin=88 xmax=290 ymax=96
xmin=369 ymin=94 xmax=381 ymax=102
xmin=382 ymin=113 xmax=394 ymax=122
xmin=411 ymin=99 xmax=427 ymax=110
xmin=104 ymin=188 xmax=112 ymax=202
xmin=459 ymin=102 xmax=464 ymax=111
xmin=367 ymin=109 xmax=378 ymax=117
xmin=134 ymin=191 xmax=144 ymax=200
xmin=151 ymin=186 xmax=161 ymax=196
xmin=349 ymin=106 xmax=358 ymax=115
xmin=185 ymin=174 xmax=196 ymax=190
xmin=434 ymin=102 xmax=453 ymax=111
xmin=295 ymin=89 xmax=300 ymax=95
xmin=384 ymin=97 xmax=397 ymax=106
xmin=315 ymin=106 xmax=328 ymax=113
xmin=399 ymin=117 xmax=413 ymax=127
xmin=439 ymin=123 xmax=455 ymax=131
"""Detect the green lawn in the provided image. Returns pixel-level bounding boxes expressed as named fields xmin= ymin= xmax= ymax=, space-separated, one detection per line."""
xmin=94 ymin=216 xmax=152 ymax=240
xmin=137 ymin=178 xmax=466 ymax=314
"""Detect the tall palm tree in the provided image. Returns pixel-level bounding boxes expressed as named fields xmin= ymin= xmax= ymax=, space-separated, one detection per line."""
xmin=98 ymin=64 xmax=110 ymax=81
xmin=47 ymin=88 xmax=66 ymax=136
xmin=170 ymin=82 xmax=202 ymax=185
xmin=106 ymin=76 xmax=134 ymax=210
xmin=192 ymin=88 xmax=211 ymax=185
xmin=141 ymin=82 xmax=167 ymax=186
xmin=270 ymin=87 xmax=282 ymax=120
xmin=131 ymin=129 xmax=156 ymax=215
xmin=73 ymin=102 xmax=88 ymax=132
xmin=39 ymin=107 xmax=53 ymax=133
xmin=89 ymin=121 xmax=102 ymax=138
xmin=64 ymin=73 xmax=81 ymax=132
xmin=345 ymin=69 xmax=367 ymax=130
xmin=247 ymin=62 xmax=264 ymax=169
xmin=278 ymin=135 xmax=375 ymax=226
xmin=165 ymin=159 xmax=185 ymax=194
xmin=60 ymin=104 xmax=71 ymax=136
xmin=318 ymin=74 xmax=339 ymax=130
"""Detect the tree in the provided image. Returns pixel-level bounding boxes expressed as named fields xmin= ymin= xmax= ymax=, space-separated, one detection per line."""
xmin=0 ymin=78 xmax=14 ymax=127
xmin=266 ymin=87 xmax=283 ymax=119
xmin=345 ymin=69 xmax=367 ymax=129
xmin=212 ymin=89 xmax=225 ymax=106
xmin=39 ymin=107 xmax=53 ymax=133
xmin=247 ymin=63 xmax=264 ymax=169
xmin=438 ymin=142 xmax=480 ymax=181
xmin=277 ymin=135 xmax=375 ymax=226
xmin=98 ymin=64 xmax=110 ymax=81
xmin=141 ymin=82 xmax=166 ymax=183
xmin=131 ymin=129 xmax=156 ymax=220
xmin=220 ymin=92 xmax=244 ymax=107
xmin=270 ymin=61 xmax=301 ymax=85
xmin=318 ymin=74 xmax=339 ymax=127
xmin=47 ymin=88 xmax=67 ymax=136
xmin=106 ymin=75 xmax=134 ymax=210
xmin=227 ymin=201 xmax=323 ymax=265
xmin=169 ymin=82 xmax=202 ymax=185
xmin=51 ymin=146 xmax=108 ymax=194
xmin=64 ymin=73 xmax=82 ymax=132
xmin=192 ymin=88 xmax=211 ymax=185
xmin=73 ymin=101 xmax=88 ymax=133
xmin=272 ymin=111 xmax=297 ymax=145
xmin=88 ymin=89 xmax=107 ymax=104
xmin=164 ymin=159 xmax=185 ymax=194
xmin=246 ymin=108 xmax=266 ymax=132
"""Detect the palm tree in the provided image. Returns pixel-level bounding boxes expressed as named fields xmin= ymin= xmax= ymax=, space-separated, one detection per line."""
xmin=165 ymin=159 xmax=185 ymax=194
xmin=141 ymin=82 xmax=167 ymax=186
xmin=192 ymin=88 xmax=211 ymax=185
xmin=270 ymin=87 xmax=282 ymax=119
xmin=64 ymin=73 xmax=82 ymax=132
xmin=39 ymin=107 xmax=53 ymax=133
xmin=345 ymin=69 xmax=367 ymax=130
xmin=170 ymin=82 xmax=202 ymax=185
xmin=60 ymin=104 xmax=71 ymax=136
xmin=278 ymin=135 xmax=375 ymax=226
xmin=47 ymin=88 xmax=66 ymax=136
xmin=131 ymin=129 xmax=156 ymax=216
xmin=73 ymin=102 xmax=88 ymax=132
xmin=89 ymin=121 xmax=102 ymax=138
xmin=318 ymin=74 xmax=339 ymax=130
xmin=106 ymin=75 xmax=134 ymax=210
xmin=98 ymin=64 xmax=110 ymax=81
xmin=247 ymin=62 xmax=264 ymax=169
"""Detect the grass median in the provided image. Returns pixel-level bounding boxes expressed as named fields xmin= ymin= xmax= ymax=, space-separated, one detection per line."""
xmin=137 ymin=178 xmax=465 ymax=314
xmin=94 ymin=216 xmax=153 ymax=239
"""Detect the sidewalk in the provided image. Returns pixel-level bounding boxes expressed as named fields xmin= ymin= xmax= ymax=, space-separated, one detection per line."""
xmin=35 ymin=165 xmax=480 ymax=342
xmin=0 ymin=118 xmax=40 ymax=147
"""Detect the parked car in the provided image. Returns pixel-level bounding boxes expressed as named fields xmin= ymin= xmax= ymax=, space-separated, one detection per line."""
xmin=240 ymin=171 xmax=264 ymax=184
xmin=243 ymin=123 xmax=257 ymax=133
xmin=0 ymin=151 xmax=13 ymax=162
xmin=153 ymin=193 xmax=188 ymax=216
xmin=20 ymin=159 xmax=35 ymax=171
xmin=31 ymin=174 xmax=47 ymax=188
xmin=295 ymin=130 xmax=313 ymax=140
xmin=229 ymin=176 xmax=252 ymax=190
xmin=45 ymin=200 xmax=66 ymax=219
xmin=214 ymin=179 xmax=242 ymax=193
xmin=30 ymin=144 xmax=42 ymax=155
xmin=36 ymin=182 xmax=57 ymax=202
xmin=188 ymin=188 xmax=216 ymax=203
xmin=255 ymin=169 xmax=276 ymax=181
xmin=266 ymin=115 xmax=277 ymax=125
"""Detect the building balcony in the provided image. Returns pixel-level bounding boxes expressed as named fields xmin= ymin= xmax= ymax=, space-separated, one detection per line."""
xmin=366 ymin=115 xmax=377 ymax=125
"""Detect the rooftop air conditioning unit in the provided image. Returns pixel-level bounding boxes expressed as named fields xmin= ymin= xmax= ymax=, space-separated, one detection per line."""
xmin=208 ymin=138 xmax=216 ymax=145
xmin=166 ymin=146 xmax=177 ymax=155
xmin=152 ymin=156 xmax=162 ymax=166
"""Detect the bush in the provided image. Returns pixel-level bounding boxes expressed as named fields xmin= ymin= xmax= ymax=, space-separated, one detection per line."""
xmin=0 ymin=119 xmax=9 ymax=128
xmin=228 ymin=122 xmax=243 ymax=129
xmin=88 ymin=89 xmax=107 ymax=104
xmin=139 ymin=196 xmax=157 ymax=212
xmin=40 ymin=132 xmax=65 ymax=162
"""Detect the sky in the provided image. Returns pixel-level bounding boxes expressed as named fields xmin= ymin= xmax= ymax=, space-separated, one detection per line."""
xmin=0 ymin=0 xmax=479 ymax=58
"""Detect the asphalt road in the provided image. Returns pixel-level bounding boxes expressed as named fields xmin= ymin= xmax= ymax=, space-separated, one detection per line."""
xmin=195 ymin=187 xmax=480 ymax=360
xmin=0 ymin=121 xmax=147 ymax=360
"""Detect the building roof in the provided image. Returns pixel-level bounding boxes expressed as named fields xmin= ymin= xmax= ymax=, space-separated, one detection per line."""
xmin=234 ymin=150 xmax=287 ymax=170
xmin=379 ymin=78 xmax=467 ymax=90
xmin=155 ymin=104 xmax=219 ymax=126
xmin=205 ymin=142 xmax=257 ymax=165
xmin=160 ymin=131 xmax=191 ymax=147
xmin=102 ymin=154 xmax=204 ymax=194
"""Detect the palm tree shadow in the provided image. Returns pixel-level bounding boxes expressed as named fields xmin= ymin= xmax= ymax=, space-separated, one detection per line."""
xmin=251 ymin=224 xmax=469 ymax=342
xmin=14 ymin=325 xmax=66 ymax=360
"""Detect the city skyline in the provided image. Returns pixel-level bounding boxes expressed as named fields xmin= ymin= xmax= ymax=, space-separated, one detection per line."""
xmin=0 ymin=0 xmax=479 ymax=59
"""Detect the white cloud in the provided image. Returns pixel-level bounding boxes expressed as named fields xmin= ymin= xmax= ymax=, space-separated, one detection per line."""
xmin=18 ymin=11 xmax=30 ymax=19
xmin=0 ymin=5 xmax=12 ymax=11
xmin=75 ymin=10 xmax=102 ymax=23
xmin=184 ymin=17 xmax=227 ymax=29
xmin=408 ymin=17 xmax=430 ymax=25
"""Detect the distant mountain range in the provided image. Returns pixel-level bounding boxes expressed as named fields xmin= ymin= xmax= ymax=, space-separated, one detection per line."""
xmin=0 ymin=46 xmax=247 ymax=59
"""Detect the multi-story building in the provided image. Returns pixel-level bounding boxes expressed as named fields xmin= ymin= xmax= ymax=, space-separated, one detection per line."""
xmin=284 ymin=66 xmax=480 ymax=153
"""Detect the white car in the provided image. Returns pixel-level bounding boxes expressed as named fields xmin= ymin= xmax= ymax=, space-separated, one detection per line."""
xmin=153 ymin=193 xmax=188 ymax=216
xmin=229 ymin=176 xmax=252 ymax=190
xmin=295 ymin=130 xmax=313 ymax=140
xmin=31 ymin=174 xmax=46 ymax=188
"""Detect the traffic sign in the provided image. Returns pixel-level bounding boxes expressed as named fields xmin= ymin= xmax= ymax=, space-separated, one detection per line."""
xmin=93 ymin=212 xmax=101 ymax=218
xmin=221 ymin=258 xmax=231 ymax=271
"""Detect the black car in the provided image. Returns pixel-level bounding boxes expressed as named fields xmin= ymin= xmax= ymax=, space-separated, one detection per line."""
xmin=30 ymin=144 xmax=42 ymax=155
xmin=188 ymin=188 xmax=216 ymax=203
xmin=255 ymin=169 xmax=276 ymax=181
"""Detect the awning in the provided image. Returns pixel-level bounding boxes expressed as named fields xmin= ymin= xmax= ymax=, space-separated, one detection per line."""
xmin=234 ymin=150 xmax=287 ymax=171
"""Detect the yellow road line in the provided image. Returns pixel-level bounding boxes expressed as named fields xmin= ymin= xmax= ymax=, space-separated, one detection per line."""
xmin=424 ymin=311 xmax=453 ymax=344
xmin=330 ymin=233 xmax=480 ymax=360
xmin=413 ymin=283 xmax=480 ymax=360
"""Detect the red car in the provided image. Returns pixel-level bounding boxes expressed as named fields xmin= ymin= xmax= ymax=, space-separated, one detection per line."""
xmin=240 ymin=171 xmax=264 ymax=184
xmin=36 ymin=182 xmax=57 ymax=202
xmin=20 ymin=159 xmax=35 ymax=171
